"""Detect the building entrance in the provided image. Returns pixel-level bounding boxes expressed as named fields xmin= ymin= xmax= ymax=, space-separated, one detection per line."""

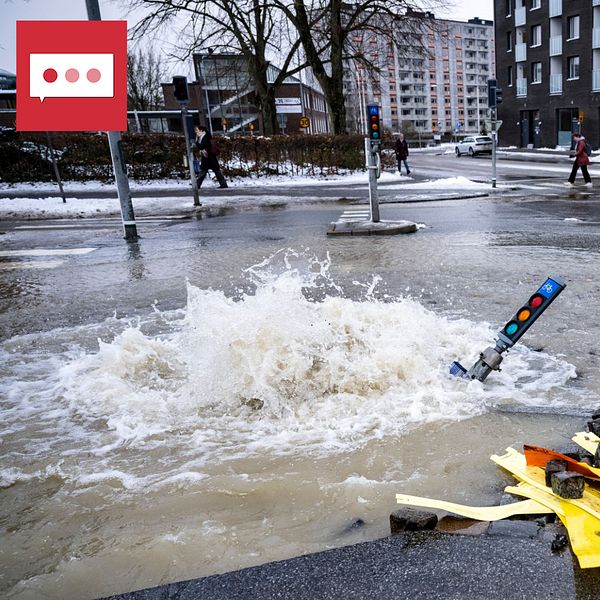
xmin=557 ymin=108 xmax=579 ymax=147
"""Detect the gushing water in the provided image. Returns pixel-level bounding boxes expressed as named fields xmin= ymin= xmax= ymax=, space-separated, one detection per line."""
xmin=0 ymin=251 xmax=580 ymax=598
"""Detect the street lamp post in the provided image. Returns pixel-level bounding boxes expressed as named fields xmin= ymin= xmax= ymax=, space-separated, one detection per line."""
xmin=85 ymin=0 xmax=137 ymax=241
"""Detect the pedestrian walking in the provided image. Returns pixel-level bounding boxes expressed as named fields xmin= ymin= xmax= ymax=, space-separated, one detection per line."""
xmin=566 ymin=133 xmax=592 ymax=187
xmin=395 ymin=133 xmax=411 ymax=176
xmin=194 ymin=125 xmax=228 ymax=188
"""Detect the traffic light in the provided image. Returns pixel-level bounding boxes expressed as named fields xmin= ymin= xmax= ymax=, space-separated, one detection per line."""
xmin=487 ymin=78 xmax=497 ymax=108
xmin=497 ymin=277 xmax=566 ymax=348
xmin=367 ymin=104 xmax=381 ymax=140
xmin=496 ymin=87 xmax=503 ymax=105
xmin=172 ymin=76 xmax=189 ymax=104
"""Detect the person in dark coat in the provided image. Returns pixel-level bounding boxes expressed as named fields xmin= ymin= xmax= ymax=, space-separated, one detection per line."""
xmin=394 ymin=133 xmax=411 ymax=176
xmin=194 ymin=125 xmax=228 ymax=188
xmin=566 ymin=133 xmax=592 ymax=187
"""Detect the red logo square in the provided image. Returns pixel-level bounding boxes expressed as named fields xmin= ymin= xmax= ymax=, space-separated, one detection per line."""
xmin=16 ymin=21 xmax=127 ymax=131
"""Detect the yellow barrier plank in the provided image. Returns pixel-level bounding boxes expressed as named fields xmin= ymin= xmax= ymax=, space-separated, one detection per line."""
xmin=506 ymin=482 xmax=600 ymax=569
xmin=491 ymin=447 xmax=600 ymax=521
xmin=395 ymin=493 xmax=550 ymax=521
xmin=572 ymin=431 xmax=600 ymax=455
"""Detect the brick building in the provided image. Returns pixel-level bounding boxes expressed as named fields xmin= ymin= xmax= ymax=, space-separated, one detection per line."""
xmin=495 ymin=0 xmax=600 ymax=148
xmin=162 ymin=54 xmax=330 ymax=135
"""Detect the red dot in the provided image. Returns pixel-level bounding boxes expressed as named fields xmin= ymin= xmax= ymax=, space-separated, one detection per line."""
xmin=87 ymin=68 xmax=101 ymax=83
xmin=65 ymin=68 xmax=79 ymax=83
xmin=43 ymin=68 xmax=57 ymax=83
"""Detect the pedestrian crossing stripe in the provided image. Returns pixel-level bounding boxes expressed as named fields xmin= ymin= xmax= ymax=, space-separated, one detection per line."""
xmin=0 ymin=248 xmax=96 ymax=258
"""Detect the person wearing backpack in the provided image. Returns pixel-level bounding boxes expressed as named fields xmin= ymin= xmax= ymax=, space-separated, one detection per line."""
xmin=194 ymin=125 xmax=228 ymax=188
xmin=566 ymin=133 xmax=592 ymax=187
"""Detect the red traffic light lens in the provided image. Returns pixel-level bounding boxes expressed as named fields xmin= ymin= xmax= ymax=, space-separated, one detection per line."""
xmin=371 ymin=116 xmax=378 ymax=122
xmin=529 ymin=294 xmax=544 ymax=309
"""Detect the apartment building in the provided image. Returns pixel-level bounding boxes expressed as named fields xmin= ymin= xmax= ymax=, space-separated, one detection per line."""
xmin=344 ymin=13 xmax=495 ymax=137
xmin=495 ymin=0 xmax=600 ymax=148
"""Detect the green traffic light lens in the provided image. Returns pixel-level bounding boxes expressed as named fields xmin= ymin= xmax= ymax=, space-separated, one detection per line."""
xmin=372 ymin=132 xmax=379 ymax=138
xmin=505 ymin=321 xmax=519 ymax=336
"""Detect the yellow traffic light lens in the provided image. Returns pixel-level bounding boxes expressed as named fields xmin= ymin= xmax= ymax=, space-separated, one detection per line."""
xmin=372 ymin=124 xmax=378 ymax=131
xmin=517 ymin=308 xmax=531 ymax=321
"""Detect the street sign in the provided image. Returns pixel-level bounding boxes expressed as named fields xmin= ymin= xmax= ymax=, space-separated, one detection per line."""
xmin=299 ymin=115 xmax=310 ymax=129
xmin=484 ymin=120 xmax=503 ymax=131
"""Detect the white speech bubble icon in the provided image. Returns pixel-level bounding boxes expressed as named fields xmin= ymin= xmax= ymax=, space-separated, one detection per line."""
xmin=30 ymin=53 xmax=114 ymax=102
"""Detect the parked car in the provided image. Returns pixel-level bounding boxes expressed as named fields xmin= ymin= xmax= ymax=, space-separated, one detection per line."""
xmin=455 ymin=136 xmax=493 ymax=157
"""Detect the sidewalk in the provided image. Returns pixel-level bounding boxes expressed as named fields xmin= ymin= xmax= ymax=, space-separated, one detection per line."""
xmin=102 ymin=522 xmax=599 ymax=600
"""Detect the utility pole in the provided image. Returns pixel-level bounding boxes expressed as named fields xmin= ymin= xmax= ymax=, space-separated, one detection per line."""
xmin=488 ymin=78 xmax=503 ymax=190
xmin=85 ymin=0 xmax=138 ymax=241
xmin=173 ymin=76 xmax=201 ymax=207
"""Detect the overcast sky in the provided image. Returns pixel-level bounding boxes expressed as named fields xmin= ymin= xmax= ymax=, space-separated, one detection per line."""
xmin=1 ymin=0 xmax=494 ymax=74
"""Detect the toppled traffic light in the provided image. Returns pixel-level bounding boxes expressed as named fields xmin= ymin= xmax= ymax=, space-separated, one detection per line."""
xmin=450 ymin=277 xmax=566 ymax=382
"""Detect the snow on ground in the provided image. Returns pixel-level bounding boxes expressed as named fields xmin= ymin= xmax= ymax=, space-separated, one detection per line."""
xmin=0 ymin=173 xmax=494 ymax=220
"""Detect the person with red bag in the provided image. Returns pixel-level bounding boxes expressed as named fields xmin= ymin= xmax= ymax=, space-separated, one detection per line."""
xmin=566 ymin=133 xmax=592 ymax=187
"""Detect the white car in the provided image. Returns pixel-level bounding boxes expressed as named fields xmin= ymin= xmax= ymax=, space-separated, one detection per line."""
xmin=455 ymin=136 xmax=493 ymax=157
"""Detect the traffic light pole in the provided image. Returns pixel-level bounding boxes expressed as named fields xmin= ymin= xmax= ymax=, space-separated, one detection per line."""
xmin=181 ymin=104 xmax=201 ymax=207
xmin=491 ymin=107 xmax=497 ymax=189
xmin=86 ymin=0 xmax=138 ymax=241
xmin=365 ymin=138 xmax=380 ymax=223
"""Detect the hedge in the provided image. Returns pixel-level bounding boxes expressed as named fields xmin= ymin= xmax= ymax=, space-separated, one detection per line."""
xmin=0 ymin=129 xmax=397 ymax=184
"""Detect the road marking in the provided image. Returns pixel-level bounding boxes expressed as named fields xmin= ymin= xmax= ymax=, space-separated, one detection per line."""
xmin=0 ymin=248 xmax=96 ymax=257
xmin=339 ymin=209 xmax=370 ymax=220
xmin=0 ymin=260 xmax=64 ymax=270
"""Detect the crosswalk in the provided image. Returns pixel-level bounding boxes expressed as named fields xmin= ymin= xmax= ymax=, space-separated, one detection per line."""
xmin=337 ymin=209 xmax=371 ymax=222
xmin=13 ymin=215 xmax=189 ymax=230
xmin=0 ymin=247 xmax=97 ymax=270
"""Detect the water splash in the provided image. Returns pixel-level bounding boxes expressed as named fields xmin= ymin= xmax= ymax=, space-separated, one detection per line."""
xmin=48 ymin=252 xmax=575 ymax=453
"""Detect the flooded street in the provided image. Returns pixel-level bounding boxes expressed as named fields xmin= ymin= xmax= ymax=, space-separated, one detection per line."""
xmin=1 ymin=194 xmax=600 ymax=599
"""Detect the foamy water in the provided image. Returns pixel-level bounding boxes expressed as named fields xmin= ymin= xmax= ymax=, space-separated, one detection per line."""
xmin=0 ymin=251 xmax=582 ymax=598
xmin=0 ymin=252 xmax=577 ymax=490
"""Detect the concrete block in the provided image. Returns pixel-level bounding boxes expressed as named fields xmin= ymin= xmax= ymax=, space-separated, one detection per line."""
xmin=545 ymin=459 xmax=567 ymax=487
xmin=389 ymin=508 xmax=438 ymax=534
xmin=587 ymin=419 xmax=600 ymax=437
xmin=551 ymin=471 xmax=585 ymax=499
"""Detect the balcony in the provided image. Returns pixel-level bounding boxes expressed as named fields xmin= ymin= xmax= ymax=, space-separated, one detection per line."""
xmin=594 ymin=70 xmax=600 ymax=91
xmin=515 ymin=7 xmax=526 ymax=27
xmin=516 ymin=78 xmax=527 ymax=97
xmin=549 ymin=0 xmax=562 ymax=18
xmin=550 ymin=74 xmax=563 ymax=94
xmin=594 ymin=28 xmax=600 ymax=49
xmin=515 ymin=43 xmax=527 ymax=62
xmin=549 ymin=36 xmax=562 ymax=56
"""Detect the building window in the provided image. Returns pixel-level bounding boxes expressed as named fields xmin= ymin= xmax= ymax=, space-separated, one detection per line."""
xmin=507 ymin=31 xmax=513 ymax=52
xmin=530 ymin=0 xmax=540 ymax=9
xmin=568 ymin=16 xmax=580 ymax=40
xmin=506 ymin=0 xmax=512 ymax=17
xmin=531 ymin=62 xmax=542 ymax=83
xmin=531 ymin=25 xmax=541 ymax=47
xmin=568 ymin=56 xmax=580 ymax=80
xmin=508 ymin=65 xmax=513 ymax=86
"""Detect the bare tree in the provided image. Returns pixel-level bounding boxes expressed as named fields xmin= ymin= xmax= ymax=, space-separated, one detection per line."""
xmin=276 ymin=1 xmax=446 ymax=134
xmin=129 ymin=0 xmax=306 ymax=135
xmin=127 ymin=47 xmax=168 ymax=111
